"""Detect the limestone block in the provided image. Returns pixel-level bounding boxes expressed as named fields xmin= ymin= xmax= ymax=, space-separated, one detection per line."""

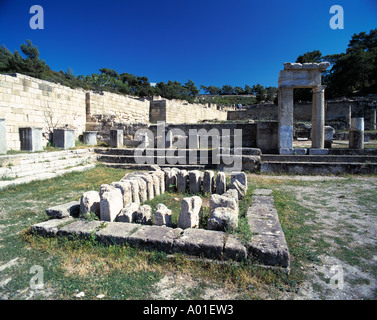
xmin=149 ymin=172 xmax=161 ymax=196
xmin=100 ymin=188 xmax=123 ymax=222
xmin=135 ymin=204 xmax=152 ymax=225
xmin=111 ymin=181 xmax=132 ymax=206
xmin=153 ymin=203 xmax=172 ymax=227
xmin=80 ymin=191 xmax=100 ymax=218
xmin=46 ymin=201 xmax=80 ymax=219
xmin=207 ymin=207 xmax=239 ymax=231
xmin=177 ymin=169 xmax=188 ymax=193
xmin=203 ymin=170 xmax=214 ymax=194
xmin=209 ymin=193 xmax=239 ymax=216
xmin=135 ymin=173 xmax=154 ymax=200
xmin=230 ymin=172 xmax=247 ymax=199
xmin=178 ymin=196 xmax=202 ymax=229
xmin=116 ymin=202 xmax=139 ymax=223
xmin=215 ymin=171 xmax=226 ymax=194
xmin=153 ymin=170 xmax=165 ymax=194
xmin=120 ymin=179 xmax=140 ymax=204
xmin=164 ymin=168 xmax=179 ymax=191
xmin=189 ymin=170 xmax=202 ymax=194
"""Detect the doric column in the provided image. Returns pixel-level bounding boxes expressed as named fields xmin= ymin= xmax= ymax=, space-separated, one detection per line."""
xmin=278 ymin=86 xmax=294 ymax=154
xmin=311 ymin=85 xmax=326 ymax=149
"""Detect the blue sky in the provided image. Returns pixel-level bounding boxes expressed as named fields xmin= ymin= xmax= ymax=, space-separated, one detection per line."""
xmin=0 ymin=0 xmax=376 ymax=89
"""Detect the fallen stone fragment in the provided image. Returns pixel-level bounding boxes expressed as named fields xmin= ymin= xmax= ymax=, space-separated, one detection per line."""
xmin=111 ymin=181 xmax=132 ymax=206
xmin=80 ymin=191 xmax=100 ymax=218
xmin=135 ymin=204 xmax=152 ymax=225
xmin=100 ymin=188 xmax=123 ymax=222
xmin=229 ymin=172 xmax=247 ymax=199
xmin=189 ymin=170 xmax=202 ymax=194
xmin=177 ymin=169 xmax=188 ymax=193
xmin=46 ymin=201 xmax=80 ymax=219
xmin=203 ymin=170 xmax=215 ymax=194
xmin=207 ymin=207 xmax=238 ymax=231
xmin=153 ymin=203 xmax=173 ymax=227
xmin=215 ymin=172 xmax=226 ymax=194
xmin=178 ymin=196 xmax=202 ymax=229
xmin=116 ymin=202 xmax=139 ymax=223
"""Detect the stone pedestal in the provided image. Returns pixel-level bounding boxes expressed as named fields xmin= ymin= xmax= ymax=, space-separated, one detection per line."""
xmin=0 ymin=119 xmax=6 ymax=155
xmin=349 ymin=118 xmax=364 ymax=150
xmin=110 ymin=129 xmax=123 ymax=148
xmin=83 ymin=131 xmax=97 ymax=146
xmin=19 ymin=127 xmax=43 ymax=152
xmin=311 ymin=86 xmax=326 ymax=149
xmin=53 ymin=128 xmax=75 ymax=149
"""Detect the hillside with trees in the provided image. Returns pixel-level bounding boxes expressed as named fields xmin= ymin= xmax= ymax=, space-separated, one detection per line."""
xmin=1 ymin=28 xmax=376 ymax=106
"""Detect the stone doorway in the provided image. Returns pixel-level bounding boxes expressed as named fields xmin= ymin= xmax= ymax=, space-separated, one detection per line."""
xmin=278 ymin=62 xmax=330 ymax=154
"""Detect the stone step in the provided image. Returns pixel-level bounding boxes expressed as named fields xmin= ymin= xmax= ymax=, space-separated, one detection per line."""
xmin=261 ymin=154 xmax=377 ymax=163
xmin=101 ymin=162 xmax=209 ymax=171
xmin=261 ymin=161 xmax=377 ymax=175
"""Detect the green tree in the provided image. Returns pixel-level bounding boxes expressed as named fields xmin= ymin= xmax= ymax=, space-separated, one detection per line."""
xmin=296 ymin=50 xmax=322 ymax=63
xmin=234 ymin=86 xmax=244 ymax=95
xmin=184 ymin=80 xmax=199 ymax=98
xmin=221 ymin=84 xmax=234 ymax=95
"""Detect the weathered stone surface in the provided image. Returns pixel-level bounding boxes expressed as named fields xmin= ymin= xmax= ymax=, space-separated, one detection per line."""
xmin=125 ymin=179 xmax=140 ymax=204
xmin=215 ymin=172 xmax=226 ymax=194
xmin=57 ymin=220 xmax=103 ymax=238
xmin=46 ymin=201 xmax=80 ymax=219
xmin=207 ymin=207 xmax=238 ymax=231
xmin=246 ymin=195 xmax=290 ymax=267
xmin=131 ymin=176 xmax=147 ymax=203
xmin=149 ymin=172 xmax=161 ymax=197
xmin=128 ymin=225 xmax=182 ymax=253
xmin=116 ymin=202 xmax=139 ymax=223
xmin=135 ymin=204 xmax=152 ymax=225
xmin=135 ymin=173 xmax=154 ymax=200
xmin=203 ymin=170 xmax=214 ymax=194
xmin=153 ymin=203 xmax=173 ymax=227
xmin=210 ymin=193 xmax=239 ymax=213
xmin=223 ymin=235 xmax=247 ymax=261
xmin=177 ymin=169 xmax=188 ymax=193
xmin=111 ymin=181 xmax=132 ymax=206
xmin=178 ymin=196 xmax=202 ymax=229
xmin=189 ymin=170 xmax=202 ymax=194
xmin=80 ymin=191 xmax=100 ymax=218
xmin=222 ymin=189 xmax=239 ymax=203
xmin=99 ymin=184 xmax=113 ymax=197
xmin=174 ymin=228 xmax=225 ymax=259
xmin=153 ymin=170 xmax=165 ymax=194
xmin=253 ymin=189 xmax=272 ymax=196
xmin=164 ymin=168 xmax=179 ymax=191
xmin=31 ymin=217 xmax=74 ymax=236
xmin=230 ymin=172 xmax=247 ymax=199
xmin=100 ymin=188 xmax=123 ymax=222
xmin=95 ymin=222 xmax=137 ymax=245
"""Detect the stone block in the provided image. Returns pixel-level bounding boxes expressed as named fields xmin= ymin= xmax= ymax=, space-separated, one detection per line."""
xmin=19 ymin=127 xmax=43 ymax=152
xmin=153 ymin=203 xmax=173 ymax=227
xmin=116 ymin=202 xmax=139 ymax=223
xmin=174 ymin=228 xmax=225 ymax=260
xmin=309 ymin=148 xmax=329 ymax=155
xmin=215 ymin=171 xmax=226 ymax=194
xmin=57 ymin=220 xmax=103 ymax=238
xmin=189 ymin=170 xmax=202 ymax=194
xmin=203 ymin=170 xmax=214 ymax=194
xmin=111 ymin=181 xmax=133 ymax=207
xmin=46 ymin=201 xmax=80 ymax=219
xmin=100 ymin=188 xmax=123 ymax=222
xmin=95 ymin=222 xmax=137 ymax=245
xmin=83 ymin=131 xmax=97 ymax=146
xmin=177 ymin=169 xmax=188 ymax=193
xmin=178 ymin=196 xmax=202 ymax=229
xmin=30 ymin=217 xmax=74 ymax=236
xmin=149 ymin=172 xmax=161 ymax=197
xmin=80 ymin=191 xmax=100 ymax=218
xmin=135 ymin=173 xmax=154 ymax=200
xmin=0 ymin=119 xmax=6 ymax=155
xmin=110 ymin=129 xmax=123 ymax=148
xmin=53 ymin=128 xmax=75 ymax=149
xmin=128 ymin=225 xmax=182 ymax=253
xmin=164 ymin=168 xmax=179 ymax=192
xmin=230 ymin=172 xmax=247 ymax=199
xmin=135 ymin=204 xmax=152 ymax=225
xmin=207 ymin=207 xmax=239 ymax=231
xmin=223 ymin=235 xmax=247 ymax=261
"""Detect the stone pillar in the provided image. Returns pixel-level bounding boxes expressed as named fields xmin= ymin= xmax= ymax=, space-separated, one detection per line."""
xmin=0 ymin=119 xmax=6 ymax=155
xmin=311 ymin=85 xmax=326 ymax=149
xmin=278 ymin=86 xmax=294 ymax=154
xmin=347 ymin=105 xmax=352 ymax=130
xmin=53 ymin=128 xmax=75 ymax=149
xmin=349 ymin=118 xmax=364 ymax=150
xmin=19 ymin=127 xmax=43 ymax=152
xmin=83 ymin=131 xmax=97 ymax=146
xmin=110 ymin=129 xmax=123 ymax=148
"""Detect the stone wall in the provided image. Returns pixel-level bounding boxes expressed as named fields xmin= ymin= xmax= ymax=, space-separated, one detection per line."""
xmin=150 ymin=99 xmax=227 ymax=124
xmin=0 ymin=73 xmax=87 ymax=150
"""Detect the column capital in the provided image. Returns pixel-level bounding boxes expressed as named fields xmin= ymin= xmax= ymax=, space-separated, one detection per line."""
xmin=312 ymin=85 xmax=327 ymax=93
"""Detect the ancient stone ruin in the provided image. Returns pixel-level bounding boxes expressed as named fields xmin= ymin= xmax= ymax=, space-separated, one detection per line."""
xmin=31 ymin=167 xmax=290 ymax=270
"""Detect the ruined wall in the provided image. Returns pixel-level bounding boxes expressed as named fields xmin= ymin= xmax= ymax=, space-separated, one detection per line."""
xmin=0 ymin=73 xmax=87 ymax=150
xmin=150 ymin=99 xmax=227 ymax=124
